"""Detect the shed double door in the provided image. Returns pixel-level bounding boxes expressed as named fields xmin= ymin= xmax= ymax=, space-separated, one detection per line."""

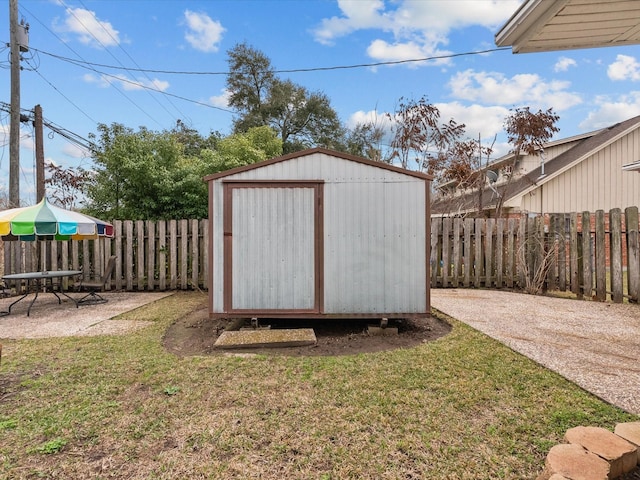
xmin=223 ymin=182 xmax=323 ymax=314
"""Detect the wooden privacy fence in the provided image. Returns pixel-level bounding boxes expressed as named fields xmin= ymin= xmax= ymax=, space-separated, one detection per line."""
xmin=430 ymin=207 xmax=640 ymax=303
xmin=2 ymin=219 xmax=209 ymax=292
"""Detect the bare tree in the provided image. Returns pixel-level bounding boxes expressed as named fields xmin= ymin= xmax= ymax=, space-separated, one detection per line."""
xmin=386 ymin=96 xmax=465 ymax=171
xmin=496 ymin=107 xmax=559 ymax=217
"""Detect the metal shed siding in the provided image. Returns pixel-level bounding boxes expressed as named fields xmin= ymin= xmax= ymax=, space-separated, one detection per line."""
xmin=210 ymin=151 xmax=428 ymax=315
xmin=323 ymin=179 xmax=426 ymax=313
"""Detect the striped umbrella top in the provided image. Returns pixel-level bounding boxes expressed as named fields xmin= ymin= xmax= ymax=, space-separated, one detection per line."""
xmin=0 ymin=198 xmax=114 ymax=241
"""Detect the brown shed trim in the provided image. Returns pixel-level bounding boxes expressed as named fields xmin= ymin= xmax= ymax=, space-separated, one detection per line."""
xmin=204 ymin=147 xmax=434 ymax=183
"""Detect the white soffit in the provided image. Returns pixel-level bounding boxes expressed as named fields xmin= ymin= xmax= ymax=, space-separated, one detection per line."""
xmin=496 ymin=0 xmax=640 ymax=53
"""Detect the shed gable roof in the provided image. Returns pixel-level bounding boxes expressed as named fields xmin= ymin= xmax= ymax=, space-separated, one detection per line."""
xmin=204 ymin=147 xmax=433 ymax=182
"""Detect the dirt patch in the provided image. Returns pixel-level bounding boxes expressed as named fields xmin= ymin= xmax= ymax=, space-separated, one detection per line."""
xmin=163 ymin=302 xmax=451 ymax=357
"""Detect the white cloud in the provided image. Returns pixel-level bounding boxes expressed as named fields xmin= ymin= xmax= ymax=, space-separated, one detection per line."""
xmin=60 ymin=7 xmax=120 ymax=48
xmin=313 ymin=0 xmax=520 ymax=65
xmin=184 ymin=10 xmax=225 ymax=53
xmin=579 ymin=92 xmax=640 ymax=130
xmin=366 ymin=39 xmax=451 ymax=67
xmin=448 ymin=69 xmax=582 ymax=111
xmin=61 ymin=144 xmax=89 ymax=159
xmin=209 ymin=89 xmax=231 ymax=108
xmin=436 ymin=102 xmax=507 ymax=140
xmin=607 ymin=54 xmax=640 ymax=81
xmin=554 ymin=56 xmax=577 ymax=72
xmin=83 ymin=73 xmax=169 ymax=92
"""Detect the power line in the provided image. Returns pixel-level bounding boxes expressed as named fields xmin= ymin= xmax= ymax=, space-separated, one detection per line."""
xmin=18 ymin=3 xmax=166 ymax=130
xmin=34 ymin=46 xmax=511 ymax=76
xmin=72 ymin=0 xmax=189 ymax=123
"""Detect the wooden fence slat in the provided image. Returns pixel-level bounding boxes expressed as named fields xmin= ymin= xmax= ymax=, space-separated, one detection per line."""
xmin=484 ymin=218 xmax=494 ymax=287
xmin=452 ymin=218 xmax=461 ymax=288
xmin=430 ymin=220 xmax=440 ymax=287
xmin=136 ymin=220 xmax=145 ymax=291
xmin=558 ymin=214 xmax=567 ymax=291
xmin=547 ymin=215 xmax=558 ymax=291
xmin=125 ymin=221 xmax=134 ymax=291
xmin=474 ymin=218 xmax=483 ymax=288
xmin=201 ymin=219 xmax=209 ymax=288
xmin=570 ymin=213 xmax=580 ymax=296
xmin=581 ymin=212 xmax=592 ymax=298
xmin=442 ymin=218 xmax=451 ymax=288
xmin=169 ymin=220 xmax=178 ymax=290
xmin=506 ymin=218 xmax=516 ymax=288
xmin=115 ymin=220 xmax=123 ymax=290
xmin=180 ymin=219 xmax=189 ymax=290
xmin=517 ymin=216 xmax=526 ymax=288
xmin=158 ymin=220 xmax=167 ymax=291
xmin=610 ymin=208 xmax=623 ymax=303
xmin=147 ymin=220 xmax=155 ymax=291
xmin=463 ymin=218 xmax=473 ymax=287
xmin=595 ymin=210 xmax=606 ymax=301
xmin=496 ymin=218 xmax=504 ymax=288
xmin=625 ymin=207 xmax=639 ymax=303
xmin=191 ymin=219 xmax=199 ymax=289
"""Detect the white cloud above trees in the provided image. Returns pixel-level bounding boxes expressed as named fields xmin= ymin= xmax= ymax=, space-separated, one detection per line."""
xmin=313 ymin=0 xmax=520 ymax=65
xmin=183 ymin=10 xmax=225 ymax=53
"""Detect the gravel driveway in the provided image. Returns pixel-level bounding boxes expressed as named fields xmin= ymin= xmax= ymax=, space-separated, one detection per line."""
xmin=431 ymin=289 xmax=640 ymax=415
xmin=0 ymin=291 xmax=174 ymax=339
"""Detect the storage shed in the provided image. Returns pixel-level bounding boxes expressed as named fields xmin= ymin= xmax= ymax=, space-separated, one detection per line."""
xmin=204 ymin=148 xmax=432 ymax=320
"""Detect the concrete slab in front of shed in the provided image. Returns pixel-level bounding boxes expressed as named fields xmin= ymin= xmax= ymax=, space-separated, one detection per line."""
xmin=214 ymin=328 xmax=317 ymax=349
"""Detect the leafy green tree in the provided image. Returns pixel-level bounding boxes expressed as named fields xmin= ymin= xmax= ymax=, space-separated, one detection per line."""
xmin=343 ymin=122 xmax=384 ymax=161
xmin=205 ymin=125 xmax=282 ymax=172
xmin=226 ymin=43 xmax=345 ymax=153
xmin=85 ymin=124 xmax=281 ymax=220
xmin=226 ymin=42 xmax=275 ymax=132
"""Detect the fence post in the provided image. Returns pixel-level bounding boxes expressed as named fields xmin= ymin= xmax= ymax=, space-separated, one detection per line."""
xmin=626 ymin=206 xmax=639 ymax=303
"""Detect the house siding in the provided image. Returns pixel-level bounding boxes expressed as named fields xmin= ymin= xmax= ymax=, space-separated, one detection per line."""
xmin=520 ymin=129 xmax=640 ymax=213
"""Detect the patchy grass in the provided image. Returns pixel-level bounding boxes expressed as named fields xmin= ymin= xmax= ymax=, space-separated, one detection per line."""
xmin=0 ymin=291 xmax=636 ymax=479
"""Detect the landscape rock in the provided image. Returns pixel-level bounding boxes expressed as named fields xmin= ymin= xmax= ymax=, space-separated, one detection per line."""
xmin=537 ymin=443 xmax=610 ymax=480
xmin=565 ymin=426 xmax=638 ymax=478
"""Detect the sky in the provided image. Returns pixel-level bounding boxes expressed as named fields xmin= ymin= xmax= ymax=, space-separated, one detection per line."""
xmin=2 ymin=0 xmax=640 ymax=205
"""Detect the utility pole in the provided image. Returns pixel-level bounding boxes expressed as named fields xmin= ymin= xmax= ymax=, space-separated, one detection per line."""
xmin=9 ymin=0 xmax=21 ymax=208
xmin=34 ymin=105 xmax=45 ymax=202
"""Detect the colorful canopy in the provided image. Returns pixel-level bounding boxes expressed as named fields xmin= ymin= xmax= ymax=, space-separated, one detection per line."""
xmin=0 ymin=198 xmax=114 ymax=241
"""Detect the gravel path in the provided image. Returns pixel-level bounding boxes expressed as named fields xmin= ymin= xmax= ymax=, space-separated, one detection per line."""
xmin=0 ymin=291 xmax=173 ymax=339
xmin=431 ymin=289 xmax=640 ymax=415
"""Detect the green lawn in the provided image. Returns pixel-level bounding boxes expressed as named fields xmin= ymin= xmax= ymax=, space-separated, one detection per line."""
xmin=0 ymin=291 xmax=636 ymax=479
